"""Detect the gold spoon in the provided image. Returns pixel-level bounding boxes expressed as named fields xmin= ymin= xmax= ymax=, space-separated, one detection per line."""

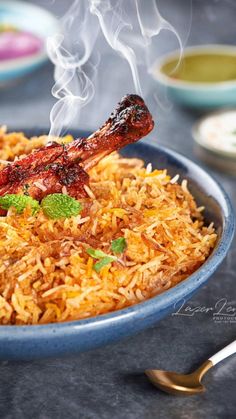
xmin=145 ymin=339 xmax=236 ymax=395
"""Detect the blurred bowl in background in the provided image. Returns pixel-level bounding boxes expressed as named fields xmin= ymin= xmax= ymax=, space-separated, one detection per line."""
xmin=193 ymin=108 xmax=236 ymax=174
xmin=0 ymin=0 xmax=59 ymax=85
xmin=151 ymin=45 xmax=236 ymax=109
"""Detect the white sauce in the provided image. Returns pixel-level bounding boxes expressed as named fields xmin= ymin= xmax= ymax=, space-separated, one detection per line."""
xmin=197 ymin=110 xmax=236 ymax=154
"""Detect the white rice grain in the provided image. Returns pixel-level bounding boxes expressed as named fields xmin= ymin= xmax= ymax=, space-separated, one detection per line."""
xmin=146 ymin=163 xmax=152 ymax=173
xmin=181 ymin=179 xmax=189 ymax=193
xmin=170 ymin=174 xmax=180 ymax=184
xmin=84 ymin=185 xmax=95 ymax=199
xmin=77 ymin=216 xmax=90 ymax=225
xmin=62 ymin=186 xmax=68 ymax=195
xmin=34 ymin=181 xmax=47 ymax=192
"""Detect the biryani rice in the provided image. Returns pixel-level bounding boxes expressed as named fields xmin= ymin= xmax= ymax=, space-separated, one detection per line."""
xmin=0 ymin=127 xmax=217 ymax=325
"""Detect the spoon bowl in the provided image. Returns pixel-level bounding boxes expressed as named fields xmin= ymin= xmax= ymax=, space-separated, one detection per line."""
xmin=145 ymin=340 xmax=236 ymax=395
xmin=145 ymin=360 xmax=212 ymax=395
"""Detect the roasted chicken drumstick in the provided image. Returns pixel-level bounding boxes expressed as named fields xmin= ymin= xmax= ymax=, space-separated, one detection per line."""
xmin=0 ymin=94 xmax=154 ymax=200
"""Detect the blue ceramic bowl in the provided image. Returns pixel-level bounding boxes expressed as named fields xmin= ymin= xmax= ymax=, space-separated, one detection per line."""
xmin=0 ymin=0 xmax=59 ymax=85
xmin=0 ymin=130 xmax=234 ymax=360
xmin=152 ymin=45 xmax=236 ymax=109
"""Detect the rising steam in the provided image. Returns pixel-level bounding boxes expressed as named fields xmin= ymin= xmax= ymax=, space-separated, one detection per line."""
xmin=47 ymin=0 xmax=182 ymax=137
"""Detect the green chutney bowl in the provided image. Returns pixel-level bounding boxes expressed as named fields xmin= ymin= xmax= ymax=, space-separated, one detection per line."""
xmin=151 ymin=45 xmax=236 ymax=109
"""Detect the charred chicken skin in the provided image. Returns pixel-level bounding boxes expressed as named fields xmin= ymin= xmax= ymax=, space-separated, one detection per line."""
xmin=0 ymin=94 xmax=154 ymax=200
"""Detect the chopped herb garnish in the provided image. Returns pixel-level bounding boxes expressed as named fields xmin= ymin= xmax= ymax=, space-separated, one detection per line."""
xmin=94 ymin=256 xmax=116 ymax=272
xmin=41 ymin=193 xmax=82 ymax=219
xmin=0 ymin=194 xmax=40 ymax=214
xmin=86 ymin=247 xmax=117 ymax=272
xmin=86 ymin=248 xmax=112 ymax=259
xmin=111 ymin=237 xmax=127 ymax=254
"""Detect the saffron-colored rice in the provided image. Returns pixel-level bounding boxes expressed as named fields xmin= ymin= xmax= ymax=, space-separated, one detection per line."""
xmin=0 ymin=127 xmax=217 ymax=325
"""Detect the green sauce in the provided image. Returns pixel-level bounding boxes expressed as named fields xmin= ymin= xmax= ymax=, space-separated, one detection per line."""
xmin=160 ymin=51 xmax=236 ymax=83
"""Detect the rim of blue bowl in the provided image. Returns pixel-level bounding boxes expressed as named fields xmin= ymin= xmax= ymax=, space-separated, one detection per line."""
xmin=0 ymin=141 xmax=234 ymax=338
xmin=152 ymin=44 xmax=236 ymax=90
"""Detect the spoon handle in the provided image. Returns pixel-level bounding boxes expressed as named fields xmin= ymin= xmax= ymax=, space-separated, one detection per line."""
xmin=209 ymin=339 xmax=236 ymax=366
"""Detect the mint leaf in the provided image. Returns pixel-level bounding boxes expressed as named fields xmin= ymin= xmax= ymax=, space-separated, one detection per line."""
xmin=41 ymin=193 xmax=82 ymax=219
xmin=86 ymin=248 xmax=110 ymax=259
xmin=94 ymin=256 xmax=116 ymax=272
xmin=86 ymin=247 xmax=117 ymax=261
xmin=111 ymin=237 xmax=127 ymax=254
xmin=86 ymin=247 xmax=117 ymax=272
xmin=0 ymin=194 xmax=40 ymax=214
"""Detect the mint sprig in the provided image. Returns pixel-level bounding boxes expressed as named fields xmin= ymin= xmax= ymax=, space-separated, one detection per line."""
xmin=0 ymin=194 xmax=40 ymax=214
xmin=0 ymin=192 xmax=83 ymax=220
xmin=41 ymin=194 xmax=82 ymax=219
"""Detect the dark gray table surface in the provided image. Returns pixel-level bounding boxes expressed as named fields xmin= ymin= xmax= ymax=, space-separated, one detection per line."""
xmin=0 ymin=1 xmax=236 ymax=418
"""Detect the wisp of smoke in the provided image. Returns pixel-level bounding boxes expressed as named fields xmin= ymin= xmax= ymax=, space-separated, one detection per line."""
xmin=47 ymin=0 xmax=182 ymax=137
